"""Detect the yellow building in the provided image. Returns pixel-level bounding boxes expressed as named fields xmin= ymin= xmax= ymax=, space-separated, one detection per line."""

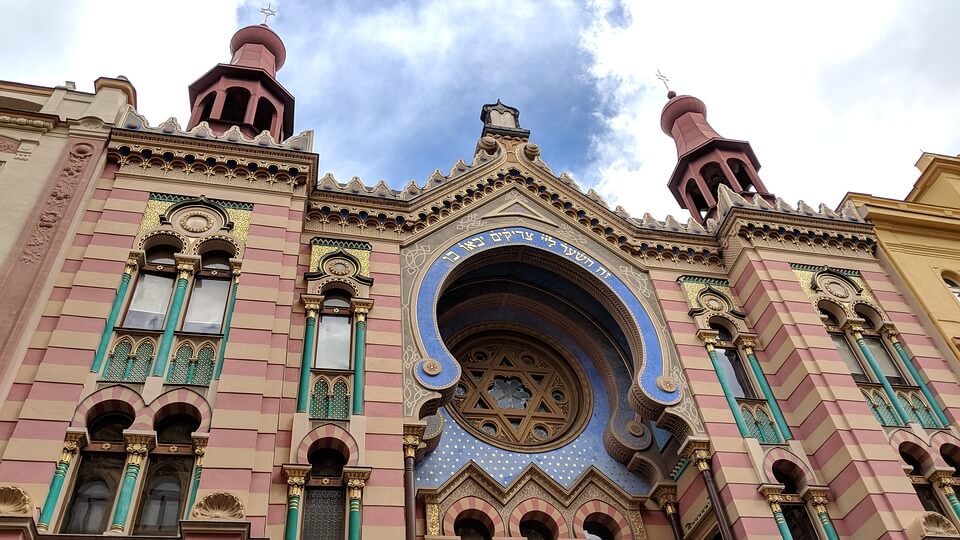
xmin=845 ymin=153 xmax=960 ymax=365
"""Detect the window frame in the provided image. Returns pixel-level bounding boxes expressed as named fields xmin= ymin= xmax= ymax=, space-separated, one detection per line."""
xmin=122 ymin=250 xmax=179 ymax=332
xmin=944 ymin=276 xmax=960 ymax=302
xmin=822 ymin=311 xmax=911 ymax=388
xmin=130 ymin=449 xmax=194 ymax=536
xmin=313 ymin=293 xmax=355 ymax=372
xmin=180 ymin=252 xmax=233 ymax=335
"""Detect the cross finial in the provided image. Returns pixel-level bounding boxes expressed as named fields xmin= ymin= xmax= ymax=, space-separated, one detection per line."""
xmin=259 ymin=3 xmax=277 ymax=25
xmin=656 ymin=68 xmax=671 ymax=92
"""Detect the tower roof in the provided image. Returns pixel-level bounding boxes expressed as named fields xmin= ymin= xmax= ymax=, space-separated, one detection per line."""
xmin=229 ymin=24 xmax=287 ymax=73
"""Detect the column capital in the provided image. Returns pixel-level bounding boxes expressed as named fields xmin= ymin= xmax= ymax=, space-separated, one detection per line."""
xmin=61 ymin=428 xmax=88 ymax=462
xmin=122 ymin=431 xmax=156 ymax=466
xmin=192 ymin=433 xmax=209 ymax=464
xmin=403 ymin=422 xmax=426 ymax=459
xmin=175 ymin=254 xmax=201 ymax=277
xmin=343 ymin=466 xmax=372 ymax=500
xmin=126 ymin=250 xmax=145 ymax=273
xmin=351 ymin=297 xmax=374 ymax=316
xmin=283 ymin=464 xmax=311 ymax=498
xmin=229 ymin=258 xmax=243 ymax=280
xmin=651 ymin=484 xmax=679 ymax=513
xmin=678 ymin=437 xmax=711 ymax=471
xmin=880 ymin=323 xmax=900 ymax=341
xmin=301 ymin=293 xmax=323 ymax=315
xmin=734 ymin=333 xmax=759 ymax=351
xmin=929 ymin=469 xmax=957 ymax=489
xmin=696 ymin=329 xmax=719 ymax=348
xmin=801 ymin=485 xmax=831 ymax=511
xmin=841 ymin=319 xmax=864 ymax=336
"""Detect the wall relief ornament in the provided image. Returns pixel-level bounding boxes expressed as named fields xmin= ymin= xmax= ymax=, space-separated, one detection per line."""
xmin=20 ymin=142 xmax=94 ymax=264
xmin=0 ymin=485 xmax=31 ymax=516
xmin=192 ymin=491 xmax=245 ymax=520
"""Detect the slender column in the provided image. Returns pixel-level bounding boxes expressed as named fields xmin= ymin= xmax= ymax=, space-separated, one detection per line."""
xmin=688 ymin=444 xmax=735 ymax=540
xmin=153 ymin=259 xmax=197 ymax=377
xmin=805 ymin=492 xmax=839 ymax=540
xmin=343 ymin=468 xmax=372 ymax=540
xmin=297 ymin=297 xmax=321 ymax=413
xmin=91 ymin=255 xmax=140 ymax=373
xmin=403 ymin=424 xmax=426 ymax=540
xmin=37 ymin=431 xmax=86 ymax=531
xmin=846 ymin=323 xmax=910 ymax=424
xmin=283 ymin=466 xmax=310 ymax=540
xmin=110 ymin=434 xmax=153 ymax=532
xmin=883 ymin=326 xmax=949 ymax=427
xmin=698 ymin=330 xmax=749 ymax=437
xmin=929 ymin=472 xmax=960 ymax=523
xmin=351 ymin=299 xmax=374 ymax=416
xmin=652 ymin=485 xmax=683 ymax=540
xmin=183 ymin=435 xmax=208 ymax=519
xmin=738 ymin=336 xmax=792 ymax=440
xmin=761 ymin=487 xmax=793 ymax=540
xmin=215 ymin=263 xmax=242 ymax=379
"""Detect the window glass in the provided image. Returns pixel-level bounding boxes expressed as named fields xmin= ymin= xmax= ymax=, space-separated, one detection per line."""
xmin=182 ymin=278 xmax=230 ymax=333
xmin=863 ymin=336 xmax=906 ymax=385
xmin=323 ymin=294 xmax=351 ymax=309
xmin=315 ymin=315 xmax=351 ymax=370
xmin=125 ymin=274 xmax=175 ymax=330
xmin=132 ymin=455 xmax=192 ymax=536
xmin=61 ymin=453 xmax=125 ymax=534
xmin=781 ymin=504 xmax=819 ymax=540
xmin=945 ymin=278 xmax=960 ymax=301
xmin=583 ymin=522 xmax=614 ymax=540
xmin=146 ymin=246 xmax=177 ymax=266
xmin=715 ymin=347 xmax=755 ymax=399
xmin=830 ymin=333 xmax=868 ymax=382
xmin=915 ymin=484 xmax=948 ymax=515
xmin=201 ymin=250 xmax=231 ymax=271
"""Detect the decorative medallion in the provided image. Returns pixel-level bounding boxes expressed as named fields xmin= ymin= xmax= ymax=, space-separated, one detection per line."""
xmin=656 ymin=375 xmax=678 ymax=393
xmin=0 ymin=485 xmax=31 ymax=516
xmin=325 ymin=256 xmax=355 ymax=277
xmin=447 ymin=330 xmax=591 ymax=452
xmin=179 ymin=211 xmax=214 ymax=234
xmin=422 ymin=359 xmax=443 ymax=376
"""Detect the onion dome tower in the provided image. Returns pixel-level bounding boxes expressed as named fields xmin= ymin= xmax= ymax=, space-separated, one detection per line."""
xmin=185 ymin=23 xmax=295 ymax=141
xmin=661 ymin=90 xmax=772 ymax=222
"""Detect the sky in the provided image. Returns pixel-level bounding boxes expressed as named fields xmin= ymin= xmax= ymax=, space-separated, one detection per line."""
xmin=3 ymin=0 xmax=959 ymax=220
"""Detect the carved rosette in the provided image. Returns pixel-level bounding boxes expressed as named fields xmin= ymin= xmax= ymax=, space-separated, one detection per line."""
xmin=0 ymin=485 xmax=31 ymax=516
xmin=192 ymin=492 xmax=245 ymax=520
xmin=20 ymin=142 xmax=95 ymax=264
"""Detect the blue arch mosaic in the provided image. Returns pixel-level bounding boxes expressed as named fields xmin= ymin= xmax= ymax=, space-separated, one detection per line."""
xmin=413 ymin=226 xmax=679 ymax=405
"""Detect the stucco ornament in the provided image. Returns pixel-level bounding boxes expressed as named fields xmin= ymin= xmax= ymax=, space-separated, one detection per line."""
xmin=918 ymin=511 xmax=959 ymax=535
xmin=192 ymin=492 xmax=245 ymax=519
xmin=0 ymin=485 xmax=32 ymax=516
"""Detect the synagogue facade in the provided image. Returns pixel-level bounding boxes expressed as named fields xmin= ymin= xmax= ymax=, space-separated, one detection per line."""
xmin=0 ymin=21 xmax=959 ymax=540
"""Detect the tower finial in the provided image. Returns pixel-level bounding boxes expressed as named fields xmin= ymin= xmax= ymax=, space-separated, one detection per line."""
xmin=656 ymin=68 xmax=675 ymax=98
xmin=259 ymin=3 xmax=277 ymax=25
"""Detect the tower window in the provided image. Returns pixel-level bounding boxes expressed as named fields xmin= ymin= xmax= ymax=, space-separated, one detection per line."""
xmin=197 ymin=92 xmax=216 ymax=122
xmin=221 ymin=87 xmax=251 ymax=123
xmin=253 ymin=97 xmax=277 ymax=134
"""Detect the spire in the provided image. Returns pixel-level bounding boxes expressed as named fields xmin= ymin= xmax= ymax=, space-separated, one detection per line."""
xmin=186 ymin=22 xmax=295 ymax=141
xmin=660 ymin=91 xmax=772 ymax=223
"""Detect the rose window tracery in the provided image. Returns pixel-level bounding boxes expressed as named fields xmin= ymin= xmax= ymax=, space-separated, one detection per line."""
xmin=447 ymin=330 xmax=590 ymax=452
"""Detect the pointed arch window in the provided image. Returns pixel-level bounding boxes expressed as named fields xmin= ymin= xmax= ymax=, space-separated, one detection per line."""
xmin=60 ymin=412 xmax=132 ymax=534
xmin=124 ymin=245 xmax=178 ymax=330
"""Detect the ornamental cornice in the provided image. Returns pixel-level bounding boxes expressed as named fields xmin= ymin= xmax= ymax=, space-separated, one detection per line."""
xmin=0 ymin=109 xmax=57 ymax=133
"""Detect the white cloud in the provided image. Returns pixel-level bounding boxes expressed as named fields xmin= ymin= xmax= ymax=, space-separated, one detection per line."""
xmin=578 ymin=0 xmax=960 ymax=220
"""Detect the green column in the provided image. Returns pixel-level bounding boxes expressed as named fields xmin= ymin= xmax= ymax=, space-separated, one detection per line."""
xmin=91 ymin=266 xmax=134 ymax=373
xmin=297 ymin=307 xmax=318 ymax=413
xmin=110 ymin=445 xmax=147 ymax=532
xmin=352 ymin=314 xmax=367 ymax=416
xmin=889 ymin=335 xmax=949 ymax=427
xmin=940 ymin=481 xmax=960 ymax=523
xmin=809 ymin=497 xmax=839 ymax=540
xmin=183 ymin=447 xmax=204 ymax=519
xmin=853 ymin=331 xmax=910 ymax=424
xmin=153 ymin=270 xmax=191 ymax=377
xmin=284 ymin=492 xmax=301 ymax=540
xmin=744 ymin=347 xmax=792 ymax=440
xmin=215 ymin=278 xmax=240 ymax=379
xmin=706 ymin=345 xmax=750 ymax=437
xmin=771 ymin=502 xmax=794 ymax=540
xmin=348 ymin=495 xmax=362 ymax=540
xmin=37 ymin=441 xmax=79 ymax=531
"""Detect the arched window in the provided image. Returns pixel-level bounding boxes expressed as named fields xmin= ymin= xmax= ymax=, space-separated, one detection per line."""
xmin=221 ymin=87 xmax=250 ymax=123
xmin=854 ymin=308 xmax=907 ymax=386
xmin=685 ymin=179 xmax=709 ymax=220
xmin=820 ymin=307 xmax=869 ymax=383
xmin=945 ymin=277 xmax=960 ymax=302
xmin=61 ymin=412 xmax=132 ymax=534
xmin=455 ymin=517 xmax=491 ymax=540
xmin=253 ymin=97 xmax=277 ymax=134
xmin=700 ymin=162 xmax=729 ymax=198
xmin=133 ymin=414 xmax=199 ymax=535
xmin=710 ymin=323 xmax=755 ymax=399
xmin=182 ymin=250 xmax=232 ymax=334
xmin=772 ymin=464 xmax=819 ymax=540
xmin=902 ymin=446 xmax=949 ymax=516
xmin=197 ymin=92 xmax=216 ymax=123
xmin=519 ymin=519 xmax=553 ymax=540
xmin=727 ymin=158 xmax=755 ymax=192
xmin=315 ymin=291 xmax=353 ymax=370
xmin=124 ymin=245 xmax=179 ymax=330
xmin=583 ymin=521 xmax=614 ymax=540
xmin=302 ymin=448 xmax=347 ymax=540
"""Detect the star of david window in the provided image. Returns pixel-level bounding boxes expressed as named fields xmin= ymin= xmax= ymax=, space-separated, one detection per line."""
xmin=448 ymin=330 xmax=591 ymax=452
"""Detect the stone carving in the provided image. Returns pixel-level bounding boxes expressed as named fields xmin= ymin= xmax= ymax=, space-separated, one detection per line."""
xmin=0 ymin=135 xmax=18 ymax=154
xmin=20 ymin=142 xmax=94 ymax=264
xmin=0 ymin=485 xmax=31 ymax=515
xmin=192 ymin=491 xmax=245 ymax=520
xmin=921 ymin=511 xmax=959 ymax=535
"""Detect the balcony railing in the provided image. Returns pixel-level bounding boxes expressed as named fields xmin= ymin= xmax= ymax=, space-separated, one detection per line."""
xmin=737 ymin=398 xmax=781 ymax=444
xmin=310 ymin=372 xmax=351 ymax=420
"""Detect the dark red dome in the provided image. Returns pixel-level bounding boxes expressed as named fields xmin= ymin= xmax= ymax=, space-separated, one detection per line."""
xmin=229 ymin=24 xmax=286 ymax=70
xmin=660 ymin=94 xmax=707 ymax=135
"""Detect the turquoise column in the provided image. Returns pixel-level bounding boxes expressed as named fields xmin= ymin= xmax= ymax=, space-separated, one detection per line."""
xmin=852 ymin=328 xmax=910 ymax=424
xmin=91 ymin=263 xmax=135 ymax=373
xmin=770 ymin=501 xmax=794 ymax=540
xmin=110 ymin=443 xmax=148 ymax=532
xmin=348 ymin=492 xmax=362 ymax=540
xmin=284 ymin=468 xmax=308 ymax=540
xmin=809 ymin=495 xmax=839 ymax=540
xmin=37 ymin=439 xmax=80 ymax=531
xmin=887 ymin=332 xmax=949 ymax=427
xmin=352 ymin=308 xmax=368 ymax=416
xmin=706 ymin=343 xmax=750 ymax=437
xmin=938 ymin=478 xmax=960 ymax=524
xmin=742 ymin=343 xmax=792 ymax=440
xmin=183 ymin=446 xmax=204 ymax=519
xmin=153 ymin=268 xmax=192 ymax=377
xmin=297 ymin=305 xmax=319 ymax=413
xmin=215 ymin=277 xmax=240 ymax=379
